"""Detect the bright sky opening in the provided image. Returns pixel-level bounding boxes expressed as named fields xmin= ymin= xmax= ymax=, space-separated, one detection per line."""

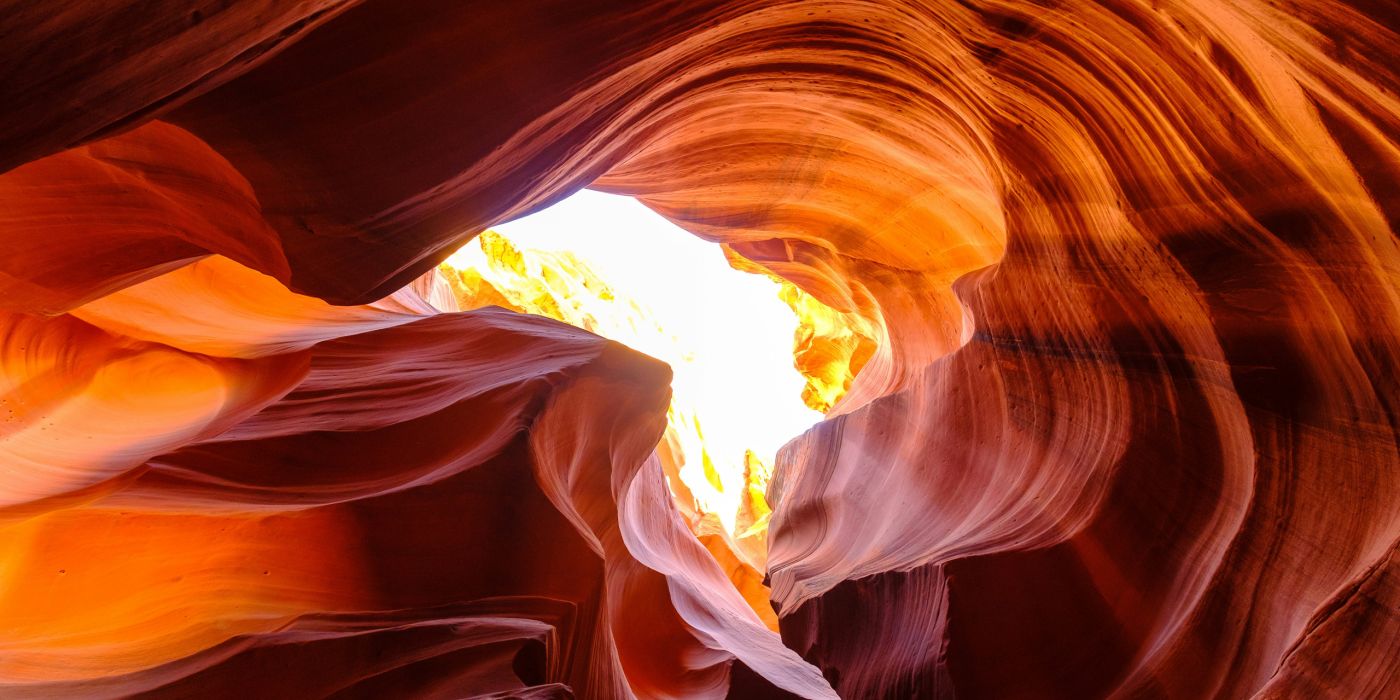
xmin=444 ymin=189 xmax=824 ymax=543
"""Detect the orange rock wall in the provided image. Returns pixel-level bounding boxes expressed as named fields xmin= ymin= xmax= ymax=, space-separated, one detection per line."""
xmin=1 ymin=1 xmax=1398 ymax=698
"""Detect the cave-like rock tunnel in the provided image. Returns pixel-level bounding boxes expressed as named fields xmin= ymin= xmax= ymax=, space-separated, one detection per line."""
xmin=1 ymin=1 xmax=1397 ymax=698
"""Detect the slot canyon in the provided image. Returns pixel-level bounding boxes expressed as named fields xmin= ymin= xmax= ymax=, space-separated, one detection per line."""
xmin=1 ymin=1 xmax=1397 ymax=698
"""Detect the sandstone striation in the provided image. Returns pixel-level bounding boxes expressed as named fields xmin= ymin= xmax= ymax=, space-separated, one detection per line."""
xmin=2 ymin=0 xmax=1398 ymax=697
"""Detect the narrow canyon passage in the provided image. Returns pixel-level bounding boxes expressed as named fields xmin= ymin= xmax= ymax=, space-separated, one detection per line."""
xmin=1 ymin=1 xmax=1398 ymax=698
xmin=440 ymin=189 xmax=841 ymax=627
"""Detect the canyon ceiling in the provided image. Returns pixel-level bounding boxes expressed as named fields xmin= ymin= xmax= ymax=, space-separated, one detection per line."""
xmin=2 ymin=1 xmax=1399 ymax=698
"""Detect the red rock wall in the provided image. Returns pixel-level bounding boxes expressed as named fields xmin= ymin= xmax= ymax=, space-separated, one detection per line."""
xmin=2 ymin=1 xmax=1397 ymax=698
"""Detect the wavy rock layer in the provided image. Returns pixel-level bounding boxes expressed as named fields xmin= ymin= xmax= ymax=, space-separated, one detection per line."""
xmin=1 ymin=258 xmax=832 ymax=699
xmin=2 ymin=0 xmax=1399 ymax=698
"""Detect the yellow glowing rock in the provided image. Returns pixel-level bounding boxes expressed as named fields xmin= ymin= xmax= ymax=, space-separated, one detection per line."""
xmin=778 ymin=281 xmax=878 ymax=413
xmin=0 ymin=507 xmax=368 ymax=681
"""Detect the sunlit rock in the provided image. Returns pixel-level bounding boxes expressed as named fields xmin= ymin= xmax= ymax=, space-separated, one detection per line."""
xmin=439 ymin=214 xmax=836 ymax=630
xmin=1 ymin=0 xmax=1397 ymax=697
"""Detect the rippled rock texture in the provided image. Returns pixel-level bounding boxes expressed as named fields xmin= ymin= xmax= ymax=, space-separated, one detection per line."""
xmin=2 ymin=1 xmax=1398 ymax=697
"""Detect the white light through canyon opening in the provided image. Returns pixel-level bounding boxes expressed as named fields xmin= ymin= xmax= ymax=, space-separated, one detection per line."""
xmin=445 ymin=189 xmax=823 ymax=544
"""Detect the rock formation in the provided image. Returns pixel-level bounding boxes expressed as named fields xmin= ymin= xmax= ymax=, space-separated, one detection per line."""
xmin=2 ymin=0 xmax=1398 ymax=698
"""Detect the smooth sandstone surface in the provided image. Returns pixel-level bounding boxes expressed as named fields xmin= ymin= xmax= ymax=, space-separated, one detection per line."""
xmin=1 ymin=1 xmax=1398 ymax=698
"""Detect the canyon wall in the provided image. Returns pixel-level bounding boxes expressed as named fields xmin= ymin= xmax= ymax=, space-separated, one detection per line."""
xmin=2 ymin=1 xmax=1398 ymax=697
